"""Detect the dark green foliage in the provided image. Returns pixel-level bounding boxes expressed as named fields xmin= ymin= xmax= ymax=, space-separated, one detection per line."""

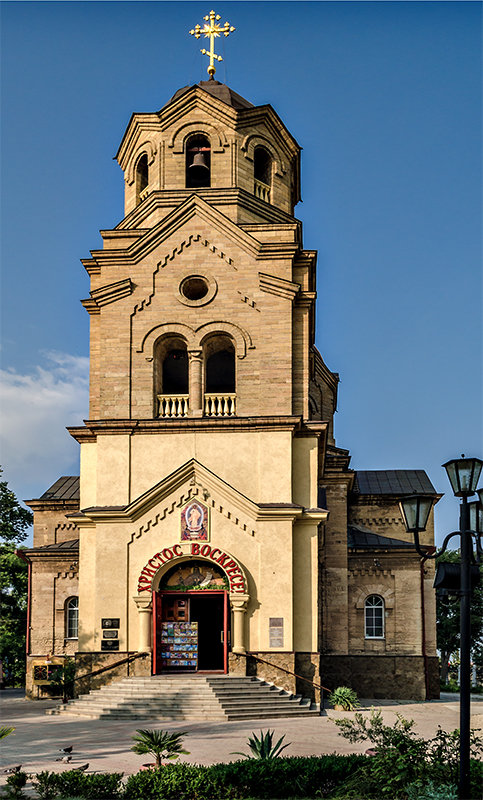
xmin=334 ymin=709 xmax=483 ymax=799
xmin=0 ymin=470 xmax=33 ymax=544
xmin=123 ymin=755 xmax=366 ymax=800
xmin=32 ymin=770 xmax=124 ymax=799
xmin=436 ymin=550 xmax=483 ymax=684
xmin=4 ymin=771 xmax=28 ymax=799
xmin=31 ymin=772 xmax=59 ymax=800
xmin=0 ymin=470 xmax=32 ymax=688
xmin=232 ymin=729 xmax=291 ymax=759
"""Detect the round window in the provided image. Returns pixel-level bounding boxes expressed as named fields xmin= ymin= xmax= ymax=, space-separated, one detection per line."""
xmin=180 ymin=276 xmax=209 ymax=301
xmin=177 ymin=274 xmax=217 ymax=307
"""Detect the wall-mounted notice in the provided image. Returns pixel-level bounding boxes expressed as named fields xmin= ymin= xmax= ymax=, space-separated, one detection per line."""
xmin=269 ymin=617 xmax=284 ymax=648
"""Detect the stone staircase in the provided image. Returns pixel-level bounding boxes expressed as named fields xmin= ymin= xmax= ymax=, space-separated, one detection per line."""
xmin=47 ymin=675 xmax=320 ymax=721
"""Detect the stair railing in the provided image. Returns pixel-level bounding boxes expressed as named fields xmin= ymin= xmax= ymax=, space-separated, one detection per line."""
xmin=236 ymin=651 xmax=331 ymax=714
xmin=73 ymin=651 xmax=149 ymax=686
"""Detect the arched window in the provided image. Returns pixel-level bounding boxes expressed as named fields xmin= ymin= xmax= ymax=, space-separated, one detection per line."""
xmin=205 ymin=339 xmax=235 ymax=394
xmin=254 ymin=146 xmax=272 ymax=202
xmin=163 ymin=348 xmax=188 ymax=394
xmin=135 ymin=154 xmax=149 ymax=205
xmin=364 ymin=594 xmax=384 ymax=639
xmin=154 ymin=336 xmax=189 ymax=418
xmin=186 ymin=135 xmax=211 ymax=189
xmin=65 ymin=597 xmax=79 ymax=639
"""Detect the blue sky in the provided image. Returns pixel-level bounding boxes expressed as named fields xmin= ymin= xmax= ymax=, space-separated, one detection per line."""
xmin=1 ymin=1 xmax=481 ymax=545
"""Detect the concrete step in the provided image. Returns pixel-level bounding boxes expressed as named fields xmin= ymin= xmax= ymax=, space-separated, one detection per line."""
xmin=48 ymin=674 xmax=317 ymax=721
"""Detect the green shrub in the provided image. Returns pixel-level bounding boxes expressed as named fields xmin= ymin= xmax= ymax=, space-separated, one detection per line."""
xmin=406 ymin=779 xmax=458 ymax=800
xmin=131 ymin=729 xmax=189 ymax=768
xmin=333 ymin=710 xmax=483 ymax=799
xmin=51 ymin=770 xmax=123 ymax=799
xmin=32 ymin=771 xmax=59 ymax=800
xmin=123 ymin=755 xmax=366 ymax=800
xmin=232 ymin=730 xmax=291 ymax=759
xmin=4 ymin=771 xmax=28 ymax=799
xmin=328 ymin=686 xmax=360 ymax=711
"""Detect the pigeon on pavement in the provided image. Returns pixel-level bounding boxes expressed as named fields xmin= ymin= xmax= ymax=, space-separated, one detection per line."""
xmin=58 ymin=745 xmax=73 ymax=754
xmin=4 ymin=765 xmax=22 ymax=774
xmin=73 ymin=763 xmax=89 ymax=772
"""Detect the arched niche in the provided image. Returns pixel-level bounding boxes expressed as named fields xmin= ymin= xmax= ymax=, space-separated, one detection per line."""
xmin=240 ymin=134 xmax=286 ymax=177
xmin=126 ymin=140 xmax=157 ymax=185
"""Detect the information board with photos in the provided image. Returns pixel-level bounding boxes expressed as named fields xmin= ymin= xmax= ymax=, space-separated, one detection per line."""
xmin=160 ymin=621 xmax=198 ymax=668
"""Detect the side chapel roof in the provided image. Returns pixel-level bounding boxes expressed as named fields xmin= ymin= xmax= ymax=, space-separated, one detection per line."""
xmin=353 ymin=470 xmax=436 ymax=496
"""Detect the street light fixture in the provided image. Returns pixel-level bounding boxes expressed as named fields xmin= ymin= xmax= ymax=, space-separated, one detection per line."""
xmin=399 ymin=455 xmax=483 ymax=800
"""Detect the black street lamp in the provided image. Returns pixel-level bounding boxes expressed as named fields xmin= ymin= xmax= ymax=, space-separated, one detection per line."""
xmin=399 ymin=455 xmax=483 ymax=800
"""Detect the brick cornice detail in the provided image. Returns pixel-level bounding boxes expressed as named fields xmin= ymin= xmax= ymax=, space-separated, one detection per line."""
xmin=90 ymin=278 xmax=134 ymax=308
xmin=259 ymin=272 xmax=300 ymax=300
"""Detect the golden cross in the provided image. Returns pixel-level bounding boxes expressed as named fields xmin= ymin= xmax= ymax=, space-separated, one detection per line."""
xmin=189 ymin=10 xmax=235 ymax=79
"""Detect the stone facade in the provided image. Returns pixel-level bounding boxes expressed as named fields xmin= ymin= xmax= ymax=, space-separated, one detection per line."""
xmin=24 ymin=78 xmax=439 ymax=702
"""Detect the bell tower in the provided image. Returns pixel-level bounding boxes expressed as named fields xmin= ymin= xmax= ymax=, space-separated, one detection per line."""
xmin=69 ymin=11 xmax=336 ymax=683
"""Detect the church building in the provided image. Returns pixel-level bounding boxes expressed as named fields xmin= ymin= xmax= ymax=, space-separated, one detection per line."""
xmin=23 ymin=14 xmax=440 ymax=703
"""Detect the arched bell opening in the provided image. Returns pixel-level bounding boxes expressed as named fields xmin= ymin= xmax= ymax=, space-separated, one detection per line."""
xmin=254 ymin=146 xmax=272 ymax=203
xmin=203 ymin=334 xmax=236 ymax=417
xmin=135 ymin=153 xmax=149 ymax=205
xmin=186 ymin=134 xmax=211 ymax=189
xmin=154 ymin=335 xmax=189 ymax=418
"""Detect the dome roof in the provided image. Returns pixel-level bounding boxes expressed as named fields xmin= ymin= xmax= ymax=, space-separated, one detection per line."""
xmin=169 ymin=80 xmax=253 ymax=110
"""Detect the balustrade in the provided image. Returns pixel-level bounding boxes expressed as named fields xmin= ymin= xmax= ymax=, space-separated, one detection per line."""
xmin=158 ymin=394 xmax=189 ymax=418
xmin=254 ymin=179 xmax=270 ymax=203
xmin=204 ymin=393 xmax=236 ymax=417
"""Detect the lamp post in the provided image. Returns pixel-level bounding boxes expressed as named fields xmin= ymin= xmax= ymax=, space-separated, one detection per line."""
xmin=399 ymin=456 xmax=483 ymax=800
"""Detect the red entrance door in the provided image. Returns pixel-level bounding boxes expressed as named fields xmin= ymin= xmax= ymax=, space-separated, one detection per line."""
xmin=153 ymin=591 xmax=228 ymax=674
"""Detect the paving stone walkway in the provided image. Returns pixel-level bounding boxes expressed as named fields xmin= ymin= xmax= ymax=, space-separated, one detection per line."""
xmin=1 ymin=689 xmax=482 ymax=793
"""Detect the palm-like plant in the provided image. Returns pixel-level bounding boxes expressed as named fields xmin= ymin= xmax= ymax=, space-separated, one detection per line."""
xmin=0 ymin=727 xmax=15 ymax=739
xmin=131 ymin=729 xmax=189 ymax=768
xmin=232 ymin=729 xmax=290 ymax=760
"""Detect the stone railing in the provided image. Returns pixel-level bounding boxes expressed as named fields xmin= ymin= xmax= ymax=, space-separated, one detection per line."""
xmin=204 ymin=393 xmax=236 ymax=417
xmin=254 ymin=179 xmax=270 ymax=203
xmin=158 ymin=394 xmax=189 ymax=418
xmin=139 ymin=185 xmax=150 ymax=202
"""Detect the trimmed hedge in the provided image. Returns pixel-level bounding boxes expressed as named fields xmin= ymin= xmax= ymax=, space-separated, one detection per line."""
xmin=123 ymin=755 xmax=367 ymax=800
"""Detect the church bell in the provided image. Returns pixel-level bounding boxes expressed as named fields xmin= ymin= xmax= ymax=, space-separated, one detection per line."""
xmin=189 ymin=151 xmax=209 ymax=170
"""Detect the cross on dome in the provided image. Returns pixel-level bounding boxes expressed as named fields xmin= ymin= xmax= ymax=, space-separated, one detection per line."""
xmin=189 ymin=10 xmax=235 ymax=79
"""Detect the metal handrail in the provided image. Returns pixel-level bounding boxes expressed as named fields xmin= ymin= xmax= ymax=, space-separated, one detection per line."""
xmin=73 ymin=651 xmax=148 ymax=683
xmin=237 ymin=651 xmax=331 ymax=713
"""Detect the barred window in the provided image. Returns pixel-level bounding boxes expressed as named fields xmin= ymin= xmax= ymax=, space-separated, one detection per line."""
xmin=65 ymin=597 xmax=79 ymax=639
xmin=364 ymin=594 xmax=384 ymax=638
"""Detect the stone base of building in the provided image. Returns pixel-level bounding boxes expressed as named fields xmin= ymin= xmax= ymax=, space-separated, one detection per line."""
xmin=229 ymin=652 xmax=322 ymax=703
xmin=74 ymin=652 xmax=151 ymax=696
xmin=320 ymin=654 xmax=440 ymax=701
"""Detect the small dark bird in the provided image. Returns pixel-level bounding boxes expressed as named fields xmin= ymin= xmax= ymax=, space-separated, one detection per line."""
xmin=4 ymin=765 xmax=22 ymax=774
xmin=55 ymin=756 xmax=72 ymax=763
xmin=73 ymin=763 xmax=89 ymax=772
xmin=58 ymin=745 xmax=73 ymax=754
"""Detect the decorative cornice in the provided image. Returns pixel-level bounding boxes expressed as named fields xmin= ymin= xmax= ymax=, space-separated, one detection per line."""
xmin=259 ymin=272 xmax=300 ymax=300
xmin=90 ymin=278 xmax=134 ymax=308
xmin=67 ymin=415 xmax=303 ymax=443
xmin=80 ymin=298 xmax=100 ymax=316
